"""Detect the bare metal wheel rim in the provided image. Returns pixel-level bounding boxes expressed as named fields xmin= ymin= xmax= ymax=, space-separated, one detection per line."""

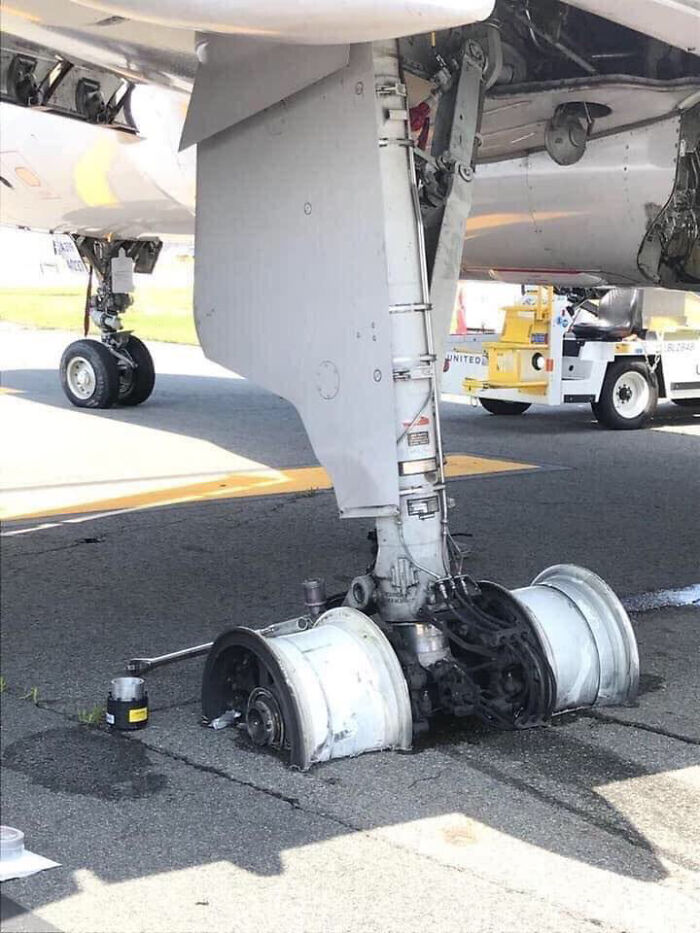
xmin=66 ymin=356 xmax=96 ymax=399
xmin=612 ymin=370 xmax=649 ymax=419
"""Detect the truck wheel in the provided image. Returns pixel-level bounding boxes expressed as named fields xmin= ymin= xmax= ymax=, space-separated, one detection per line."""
xmin=118 ymin=336 xmax=156 ymax=406
xmin=672 ymin=398 xmax=700 ymax=410
xmin=60 ymin=339 xmax=119 ymax=409
xmin=591 ymin=360 xmax=658 ymax=430
xmin=479 ymin=398 xmax=531 ymax=416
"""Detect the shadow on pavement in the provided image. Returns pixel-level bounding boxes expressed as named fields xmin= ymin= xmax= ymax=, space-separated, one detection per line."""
xmin=1 ymin=367 xmax=315 ymax=471
xmin=1 ymin=708 xmax=682 ymax=888
xmin=3 ymin=367 xmax=698 ymax=475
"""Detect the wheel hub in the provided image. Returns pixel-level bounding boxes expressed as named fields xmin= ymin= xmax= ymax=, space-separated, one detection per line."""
xmin=617 ymin=384 xmax=632 ymax=402
xmin=612 ymin=371 xmax=649 ymax=419
xmin=246 ymin=687 xmax=284 ymax=747
xmin=66 ymin=357 xmax=96 ymax=398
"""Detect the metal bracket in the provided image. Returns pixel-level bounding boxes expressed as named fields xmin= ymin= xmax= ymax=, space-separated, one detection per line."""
xmin=390 ymin=557 xmax=419 ymax=596
xmin=39 ymin=60 xmax=74 ymax=108
xmin=423 ymin=45 xmax=485 ymax=368
xmin=393 ymin=366 xmax=434 ymax=381
xmin=376 ymin=81 xmax=407 ymax=98
xmin=106 ymin=343 xmax=137 ymax=369
xmin=436 ymin=152 xmax=474 ymax=183
xmin=389 ymin=302 xmax=433 ymax=314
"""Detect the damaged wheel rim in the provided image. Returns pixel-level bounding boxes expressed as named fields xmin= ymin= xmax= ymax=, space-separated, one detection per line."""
xmin=527 ymin=564 xmax=640 ymax=707
xmin=511 ymin=564 xmax=639 ymax=712
xmin=202 ymin=608 xmax=412 ymax=770
xmin=202 ymin=627 xmax=303 ymax=762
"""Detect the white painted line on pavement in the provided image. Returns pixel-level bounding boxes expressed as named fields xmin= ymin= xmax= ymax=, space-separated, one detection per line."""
xmin=1 ymin=522 xmax=63 ymax=536
xmin=1 ymin=508 xmax=146 ymax=536
xmin=623 ymin=585 xmax=700 ymax=612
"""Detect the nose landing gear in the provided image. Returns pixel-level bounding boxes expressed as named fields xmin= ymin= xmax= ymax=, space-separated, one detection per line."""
xmin=197 ymin=562 xmax=638 ymax=770
xmin=125 ymin=37 xmax=639 ymax=772
xmin=59 ymin=235 xmax=161 ymax=409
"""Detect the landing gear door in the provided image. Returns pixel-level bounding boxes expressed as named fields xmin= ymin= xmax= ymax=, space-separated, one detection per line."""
xmin=193 ymin=44 xmax=400 ymax=516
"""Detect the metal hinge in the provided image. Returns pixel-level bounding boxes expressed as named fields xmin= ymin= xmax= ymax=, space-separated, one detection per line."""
xmin=376 ymin=81 xmax=407 ymax=98
xmin=389 ymin=302 xmax=433 ymax=314
xmin=378 ymin=137 xmax=414 ymax=148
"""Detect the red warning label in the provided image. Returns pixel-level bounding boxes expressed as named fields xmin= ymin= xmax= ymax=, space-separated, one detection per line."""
xmin=402 ymin=415 xmax=430 ymax=428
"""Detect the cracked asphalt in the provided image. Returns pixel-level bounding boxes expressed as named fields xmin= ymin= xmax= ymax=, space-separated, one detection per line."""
xmin=1 ymin=325 xmax=699 ymax=932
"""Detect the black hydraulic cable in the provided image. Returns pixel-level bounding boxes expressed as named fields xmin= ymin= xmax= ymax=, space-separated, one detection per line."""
xmin=423 ymin=575 xmax=557 ymax=729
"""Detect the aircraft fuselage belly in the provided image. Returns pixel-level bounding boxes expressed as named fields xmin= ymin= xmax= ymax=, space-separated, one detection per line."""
xmin=0 ymin=97 xmax=195 ymax=240
xmin=462 ymin=115 xmax=681 ymax=286
xmin=1 ymin=98 xmax=691 ymax=289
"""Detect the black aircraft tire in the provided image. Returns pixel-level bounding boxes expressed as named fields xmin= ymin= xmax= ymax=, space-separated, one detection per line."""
xmin=60 ymin=339 xmax=119 ymax=409
xmin=479 ymin=397 xmax=531 ymax=416
xmin=591 ymin=360 xmax=658 ymax=430
xmin=118 ymin=336 xmax=156 ymax=406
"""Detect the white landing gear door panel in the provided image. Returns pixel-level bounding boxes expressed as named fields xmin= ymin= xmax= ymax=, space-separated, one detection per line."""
xmin=180 ymin=36 xmax=350 ymax=151
xmin=194 ymin=44 xmax=400 ymax=516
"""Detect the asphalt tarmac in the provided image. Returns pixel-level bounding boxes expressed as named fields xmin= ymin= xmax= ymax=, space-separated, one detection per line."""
xmin=1 ymin=324 xmax=699 ymax=932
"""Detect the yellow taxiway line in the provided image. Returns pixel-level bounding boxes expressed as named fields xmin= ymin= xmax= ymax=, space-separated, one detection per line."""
xmin=1 ymin=454 xmax=536 ymax=522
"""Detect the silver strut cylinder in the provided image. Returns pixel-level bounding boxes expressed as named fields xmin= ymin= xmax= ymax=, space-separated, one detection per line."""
xmin=370 ymin=41 xmax=481 ymax=622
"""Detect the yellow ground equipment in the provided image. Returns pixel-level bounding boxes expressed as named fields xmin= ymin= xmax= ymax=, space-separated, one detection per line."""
xmin=464 ymin=286 xmax=554 ymax=396
xmin=443 ymin=286 xmax=700 ymax=429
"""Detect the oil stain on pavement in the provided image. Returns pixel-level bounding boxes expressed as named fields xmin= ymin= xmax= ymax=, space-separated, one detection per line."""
xmin=2 ymin=727 xmax=167 ymax=801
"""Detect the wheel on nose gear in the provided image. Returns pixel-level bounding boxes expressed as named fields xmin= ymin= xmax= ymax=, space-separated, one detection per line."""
xmin=591 ymin=360 xmax=657 ymax=430
xmin=118 ymin=336 xmax=155 ymax=406
xmin=60 ymin=339 xmax=119 ymax=409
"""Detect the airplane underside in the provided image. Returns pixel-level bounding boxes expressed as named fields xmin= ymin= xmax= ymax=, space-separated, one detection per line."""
xmin=2 ymin=1 xmax=697 ymax=764
xmin=1 ymin=2 xmax=698 ymax=286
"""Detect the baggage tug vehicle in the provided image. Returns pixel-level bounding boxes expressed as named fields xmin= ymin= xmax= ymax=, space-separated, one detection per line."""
xmin=443 ymin=286 xmax=700 ymax=429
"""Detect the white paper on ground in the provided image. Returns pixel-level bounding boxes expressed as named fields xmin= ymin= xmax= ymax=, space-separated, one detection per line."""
xmin=0 ymin=849 xmax=60 ymax=882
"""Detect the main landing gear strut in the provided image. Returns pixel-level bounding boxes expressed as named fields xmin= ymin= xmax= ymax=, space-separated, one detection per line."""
xmin=59 ymin=236 xmax=161 ymax=409
xmin=124 ymin=39 xmax=639 ymax=768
